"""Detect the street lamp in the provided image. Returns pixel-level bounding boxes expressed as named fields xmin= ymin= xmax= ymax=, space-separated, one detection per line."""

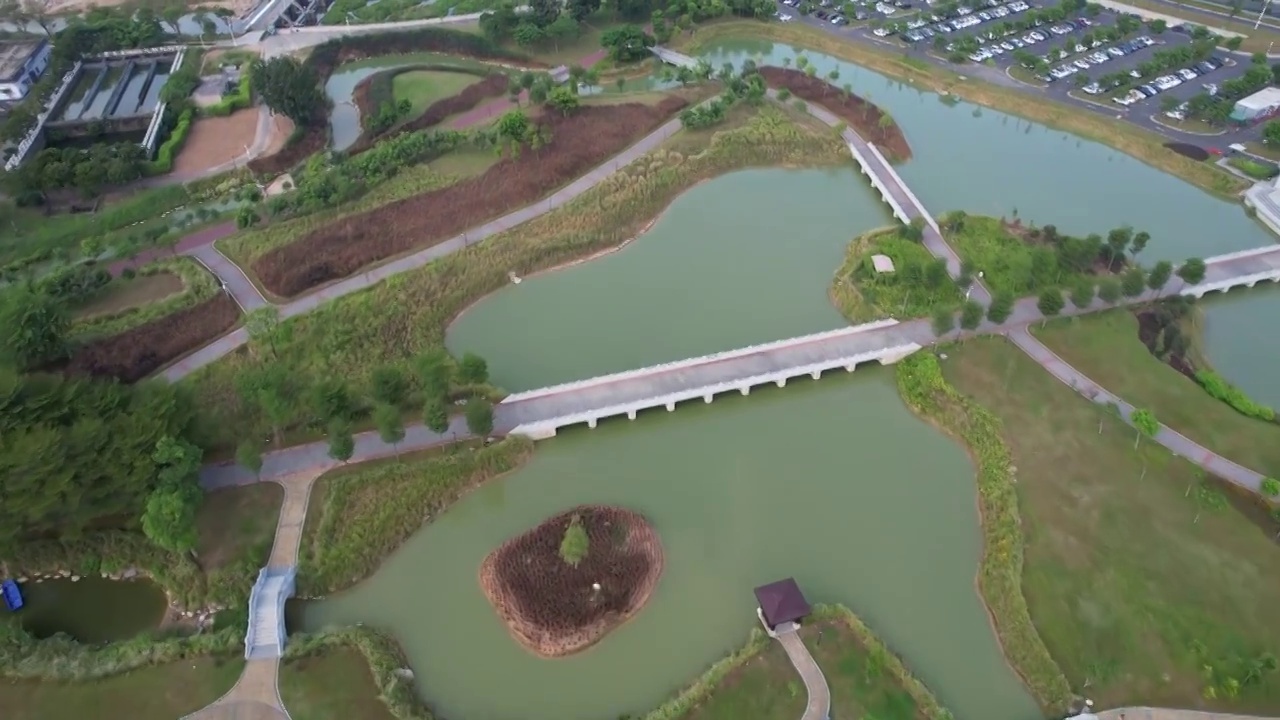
xmin=1255 ymin=0 xmax=1274 ymax=31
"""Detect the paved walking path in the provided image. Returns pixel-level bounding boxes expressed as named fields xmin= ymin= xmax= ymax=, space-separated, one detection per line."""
xmin=1098 ymin=708 xmax=1280 ymax=720
xmin=775 ymin=623 xmax=832 ymax=720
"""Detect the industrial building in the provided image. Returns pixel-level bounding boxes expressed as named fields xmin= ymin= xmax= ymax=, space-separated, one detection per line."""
xmin=1231 ymin=86 xmax=1280 ymax=124
xmin=0 ymin=38 xmax=52 ymax=101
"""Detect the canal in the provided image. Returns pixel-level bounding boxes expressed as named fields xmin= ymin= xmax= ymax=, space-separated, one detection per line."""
xmin=299 ymin=39 xmax=1280 ymax=720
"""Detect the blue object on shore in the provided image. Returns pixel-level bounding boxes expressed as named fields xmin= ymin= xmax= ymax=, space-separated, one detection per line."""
xmin=1 ymin=579 xmax=23 ymax=611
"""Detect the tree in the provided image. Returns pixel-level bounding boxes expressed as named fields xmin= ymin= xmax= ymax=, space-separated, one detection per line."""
xmin=566 ymin=0 xmax=600 ymax=21
xmin=250 ymin=57 xmax=324 ymax=126
xmin=244 ymin=306 xmax=282 ymax=359
xmin=81 ymin=236 xmax=103 ymax=260
xmin=546 ymin=86 xmax=580 ymax=115
xmin=142 ymin=435 xmax=204 ymax=556
xmin=424 ymin=397 xmax=450 ymax=435
xmin=931 ymin=307 xmax=955 ymax=337
xmin=1037 ymin=288 xmax=1064 ymax=317
xmin=1130 ymin=230 xmax=1150 ymax=259
xmin=1069 ymin=279 xmax=1095 ymax=310
xmin=513 ymin=21 xmax=546 ymax=47
xmin=0 ymin=287 xmax=68 ymax=370
xmin=374 ymin=402 xmax=405 ymax=453
xmin=458 ymin=352 xmax=490 ymax=385
xmin=417 ymin=349 xmax=452 ymax=402
xmin=496 ymin=109 xmax=534 ymax=155
xmin=312 ymin=378 xmax=352 ymax=422
xmin=529 ymin=0 xmax=560 ymax=26
xmin=327 ymin=419 xmax=355 ymax=463
xmin=987 ymin=291 xmax=1014 ymax=324
xmin=901 ymin=216 xmax=925 ymax=242
xmin=559 ymin=514 xmax=589 ymax=566
xmin=1177 ymin=257 xmax=1206 ymax=287
xmin=1131 ymin=408 xmax=1158 ymax=448
xmin=1146 ymin=260 xmax=1173 ymax=297
xmin=466 ymin=398 xmax=495 ymax=436
xmin=546 ymin=14 xmax=580 ymax=49
xmin=236 ymin=438 xmax=264 ymax=478
xmin=600 ymin=24 xmax=655 ymax=63
xmin=1261 ymin=477 xmax=1280 ymax=497
xmin=959 ymin=300 xmax=984 ymax=331
xmin=1105 ymin=226 xmax=1131 ymax=270
xmin=1148 ymin=18 xmax=1166 ymax=33
xmin=1098 ymin=277 xmax=1122 ymax=304
xmin=370 ymin=365 xmax=407 ymax=406
xmin=1264 ymin=120 xmax=1280 ymax=146
xmin=1121 ymin=267 xmax=1146 ymax=299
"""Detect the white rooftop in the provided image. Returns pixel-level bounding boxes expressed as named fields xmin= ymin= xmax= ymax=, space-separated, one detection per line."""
xmin=871 ymin=254 xmax=896 ymax=273
xmin=1235 ymin=86 xmax=1280 ymax=112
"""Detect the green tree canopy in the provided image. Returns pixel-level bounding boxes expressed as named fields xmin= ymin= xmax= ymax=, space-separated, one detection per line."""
xmin=1131 ymin=408 xmax=1159 ymax=447
xmin=559 ymin=514 xmax=589 ymax=566
xmin=424 ymin=397 xmax=450 ymax=435
xmin=1176 ymin=258 xmax=1207 ymax=286
xmin=1121 ymin=267 xmax=1147 ymax=298
xmin=465 ymin=398 xmax=494 ymax=436
xmin=1036 ymin=288 xmax=1064 ymax=316
xmin=959 ymin=300 xmax=983 ymax=330
xmin=0 ymin=287 xmax=68 ymax=371
xmin=986 ymin=291 xmax=1014 ymax=324
xmin=249 ymin=56 xmax=324 ymax=126
xmin=600 ymin=24 xmax=655 ymax=63
xmin=931 ymin=307 xmax=955 ymax=337
xmin=458 ymin=353 xmax=490 ymax=385
xmin=327 ymin=419 xmax=355 ymax=462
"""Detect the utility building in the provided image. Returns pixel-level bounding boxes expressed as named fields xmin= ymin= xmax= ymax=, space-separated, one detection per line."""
xmin=0 ymin=39 xmax=52 ymax=101
xmin=1231 ymin=86 xmax=1280 ymax=123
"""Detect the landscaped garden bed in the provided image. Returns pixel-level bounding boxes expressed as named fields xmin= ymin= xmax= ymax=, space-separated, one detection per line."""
xmin=66 ymin=293 xmax=239 ymax=382
xmin=348 ymin=68 xmax=507 ymax=153
xmin=479 ymin=505 xmax=663 ymax=657
xmin=253 ymin=97 xmax=689 ymax=297
xmin=758 ymin=66 xmax=912 ymax=162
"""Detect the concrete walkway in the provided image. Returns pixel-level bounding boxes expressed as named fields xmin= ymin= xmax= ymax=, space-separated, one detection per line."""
xmin=1098 ymin=708 xmax=1280 ymax=720
xmin=775 ymin=623 xmax=832 ymax=720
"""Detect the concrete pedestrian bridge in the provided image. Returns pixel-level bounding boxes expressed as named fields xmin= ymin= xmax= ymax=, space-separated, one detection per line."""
xmin=499 ymin=320 xmax=923 ymax=439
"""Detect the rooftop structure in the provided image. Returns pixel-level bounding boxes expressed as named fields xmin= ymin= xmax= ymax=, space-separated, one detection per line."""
xmin=871 ymin=254 xmax=896 ymax=273
xmin=0 ymin=39 xmax=51 ymax=101
xmin=754 ymin=577 xmax=812 ymax=629
xmin=1232 ymin=86 xmax=1280 ymax=122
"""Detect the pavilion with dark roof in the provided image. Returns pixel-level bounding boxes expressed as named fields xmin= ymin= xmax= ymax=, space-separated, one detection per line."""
xmin=753 ymin=577 xmax=812 ymax=631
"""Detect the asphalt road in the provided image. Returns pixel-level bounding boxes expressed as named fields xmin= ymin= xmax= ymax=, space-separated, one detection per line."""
xmin=777 ymin=0 xmax=1265 ymax=145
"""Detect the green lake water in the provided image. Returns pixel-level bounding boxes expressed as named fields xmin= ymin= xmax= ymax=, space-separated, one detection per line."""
xmin=8 ymin=577 xmax=167 ymax=643
xmin=299 ymin=39 xmax=1280 ymax=720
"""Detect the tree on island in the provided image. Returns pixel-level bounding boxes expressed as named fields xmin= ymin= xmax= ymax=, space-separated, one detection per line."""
xmin=559 ymin=514 xmax=590 ymax=567
xmin=1130 ymin=408 xmax=1159 ymax=449
xmin=466 ymin=398 xmax=495 ymax=436
xmin=1146 ymin=260 xmax=1173 ymax=299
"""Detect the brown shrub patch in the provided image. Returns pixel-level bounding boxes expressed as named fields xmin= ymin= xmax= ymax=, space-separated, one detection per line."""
xmin=479 ymin=505 xmax=663 ymax=658
xmin=66 ymin=294 xmax=240 ymax=382
xmin=254 ymin=97 xmax=689 ymax=297
xmin=758 ymin=66 xmax=913 ymax=162
xmin=349 ymin=72 xmax=509 ymax=154
xmin=248 ymin=125 xmax=326 ymax=177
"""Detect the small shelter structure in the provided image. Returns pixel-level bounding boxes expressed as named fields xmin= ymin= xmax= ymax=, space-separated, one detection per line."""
xmin=871 ymin=254 xmax=896 ymax=274
xmin=753 ymin=577 xmax=812 ymax=630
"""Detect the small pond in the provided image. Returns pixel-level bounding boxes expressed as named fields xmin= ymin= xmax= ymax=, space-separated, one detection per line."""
xmin=5 ymin=576 xmax=168 ymax=643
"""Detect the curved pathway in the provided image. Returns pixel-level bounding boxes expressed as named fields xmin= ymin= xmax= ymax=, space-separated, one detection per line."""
xmin=775 ymin=624 xmax=832 ymax=720
xmin=1098 ymin=708 xmax=1280 ymax=720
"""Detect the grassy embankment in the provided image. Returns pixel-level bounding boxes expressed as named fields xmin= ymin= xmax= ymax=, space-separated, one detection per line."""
xmin=831 ymin=226 xmax=963 ymax=322
xmin=69 ymin=257 xmax=222 ymax=340
xmin=393 ymin=69 xmax=483 ymax=118
xmin=1034 ymin=311 xmax=1280 ymax=479
xmin=900 ymin=341 xmax=1280 ymax=712
xmin=674 ymin=20 xmax=1247 ymax=199
xmin=645 ymin=604 xmax=952 ymax=720
xmin=296 ymin=437 xmax=533 ymax=595
xmin=189 ymin=103 xmax=850 ymax=449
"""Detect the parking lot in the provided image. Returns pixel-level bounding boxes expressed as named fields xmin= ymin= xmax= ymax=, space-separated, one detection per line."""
xmin=771 ymin=0 xmax=1263 ymax=142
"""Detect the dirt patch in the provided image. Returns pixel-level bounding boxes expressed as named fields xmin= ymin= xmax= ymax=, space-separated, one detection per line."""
xmin=173 ymin=110 xmax=260 ymax=175
xmin=348 ymin=71 xmax=507 ymax=153
xmin=254 ymin=97 xmax=688 ymax=297
xmin=65 ymin=293 xmax=240 ymax=383
xmin=758 ymin=66 xmax=912 ymax=162
xmin=260 ymin=114 xmax=295 ymax=158
xmin=249 ymin=124 xmax=325 ymax=177
xmin=1133 ymin=302 xmax=1197 ymax=379
xmin=1164 ymin=142 xmax=1211 ymax=161
xmin=479 ymin=505 xmax=664 ymax=658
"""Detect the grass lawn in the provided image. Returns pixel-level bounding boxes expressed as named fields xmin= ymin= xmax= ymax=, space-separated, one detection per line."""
xmin=940 ymin=337 xmax=1280 ymax=711
xmin=676 ymin=616 xmax=943 ymax=720
xmin=1245 ymin=142 xmax=1280 ymax=162
xmin=675 ymin=20 xmax=1246 ymax=199
xmin=1034 ymin=311 xmax=1280 ymax=479
xmin=195 ymin=483 xmax=284 ymax=570
xmin=512 ymin=21 xmax=612 ymax=66
xmin=1228 ymin=154 xmax=1279 ymax=180
xmin=278 ymin=647 xmax=395 ymax=720
xmin=0 ymin=656 xmax=243 ymax=720
xmin=832 ymin=227 xmax=962 ymax=322
xmin=427 ymin=147 xmax=501 ymax=178
xmin=71 ymin=273 xmax=185 ymax=322
xmin=392 ymin=69 xmax=482 ymax=120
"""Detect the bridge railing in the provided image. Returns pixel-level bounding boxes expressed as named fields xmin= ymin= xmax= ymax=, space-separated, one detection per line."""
xmin=502 ymin=320 xmax=901 ymax=404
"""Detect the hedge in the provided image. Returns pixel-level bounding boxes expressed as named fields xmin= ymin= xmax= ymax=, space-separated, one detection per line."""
xmin=203 ymin=73 xmax=252 ymax=117
xmin=148 ymin=106 xmax=195 ymax=175
xmin=894 ymin=352 xmax=1073 ymax=713
xmin=1193 ymin=369 xmax=1276 ymax=422
xmin=0 ymin=623 xmax=242 ymax=682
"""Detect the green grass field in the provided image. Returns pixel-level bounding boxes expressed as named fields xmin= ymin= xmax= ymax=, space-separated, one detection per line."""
xmin=941 ymin=337 xmax=1280 ymax=711
xmin=195 ymin=483 xmax=283 ymax=570
xmin=71 ymin=272 xmax=185 ymax=322
xmin=1034 ymin=311 xmax=1280 ymax=479
xmin=0 ymin=656 xmax=243 ymax=720
xmin=278 ymin=647 xmax=395 ymax=720
xmin=392 ymin=69 xmax=482 ymax=120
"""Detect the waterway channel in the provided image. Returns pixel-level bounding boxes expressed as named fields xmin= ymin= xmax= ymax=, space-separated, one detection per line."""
xmin=299 ymin=40 xmax=1280 ymax=720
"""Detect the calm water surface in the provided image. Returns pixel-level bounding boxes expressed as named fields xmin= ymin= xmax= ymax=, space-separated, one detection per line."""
xmin=7 ymin=577 xmax=166 ymax=642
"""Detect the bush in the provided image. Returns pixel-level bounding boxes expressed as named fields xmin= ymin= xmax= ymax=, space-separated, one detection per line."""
xmin=202 ymin=73 xmax=253 ymax=117
xmin=0 ymin=623 xmax=242 ymax=682
xmin=39 ymin=264 xmax=111 ymax=304
xmin=1193 ymin=369 xmax=1276 ymax=422
xmin=895 ymin=352 xmax=1072 ymax=709
xmin=148 ymin=107 xmax=196 ymax=176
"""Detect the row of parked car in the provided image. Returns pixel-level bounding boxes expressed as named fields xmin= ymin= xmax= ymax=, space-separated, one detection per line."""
xmin=1044 ymin=34 xmax=1156 ymax=82
xmin=881 ymin=0 xmax=1032 ymax=42
xmin=1107 ymin=57 xmax=1223 ymax=106
xmin=964 ymin=15 xmax=1090 ymax=61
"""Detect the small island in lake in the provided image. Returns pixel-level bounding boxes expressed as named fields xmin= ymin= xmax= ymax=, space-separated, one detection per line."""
xmin=478 ymin=505 xmax=664 ymax=658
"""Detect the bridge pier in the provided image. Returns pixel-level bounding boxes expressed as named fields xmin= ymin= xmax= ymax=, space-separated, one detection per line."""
xmin=587 ymin=418 xmax=597 ymax=429
xmin=627 ymin=409 xmax=637 ymax=420
xmin=845 ymin=363 xmax=857 ymax=372
xmin=810 ymin=370 xmax=821 ymax=380
xmin=665 ymin=400 xmax=675 ymax=412
xmin=739 ymin=385 xmax=751 ymax=396
xmin=776 ymin=378 xmax=787 ymax=388
xmin=704 ymin=394 xmax=713 ymax=403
